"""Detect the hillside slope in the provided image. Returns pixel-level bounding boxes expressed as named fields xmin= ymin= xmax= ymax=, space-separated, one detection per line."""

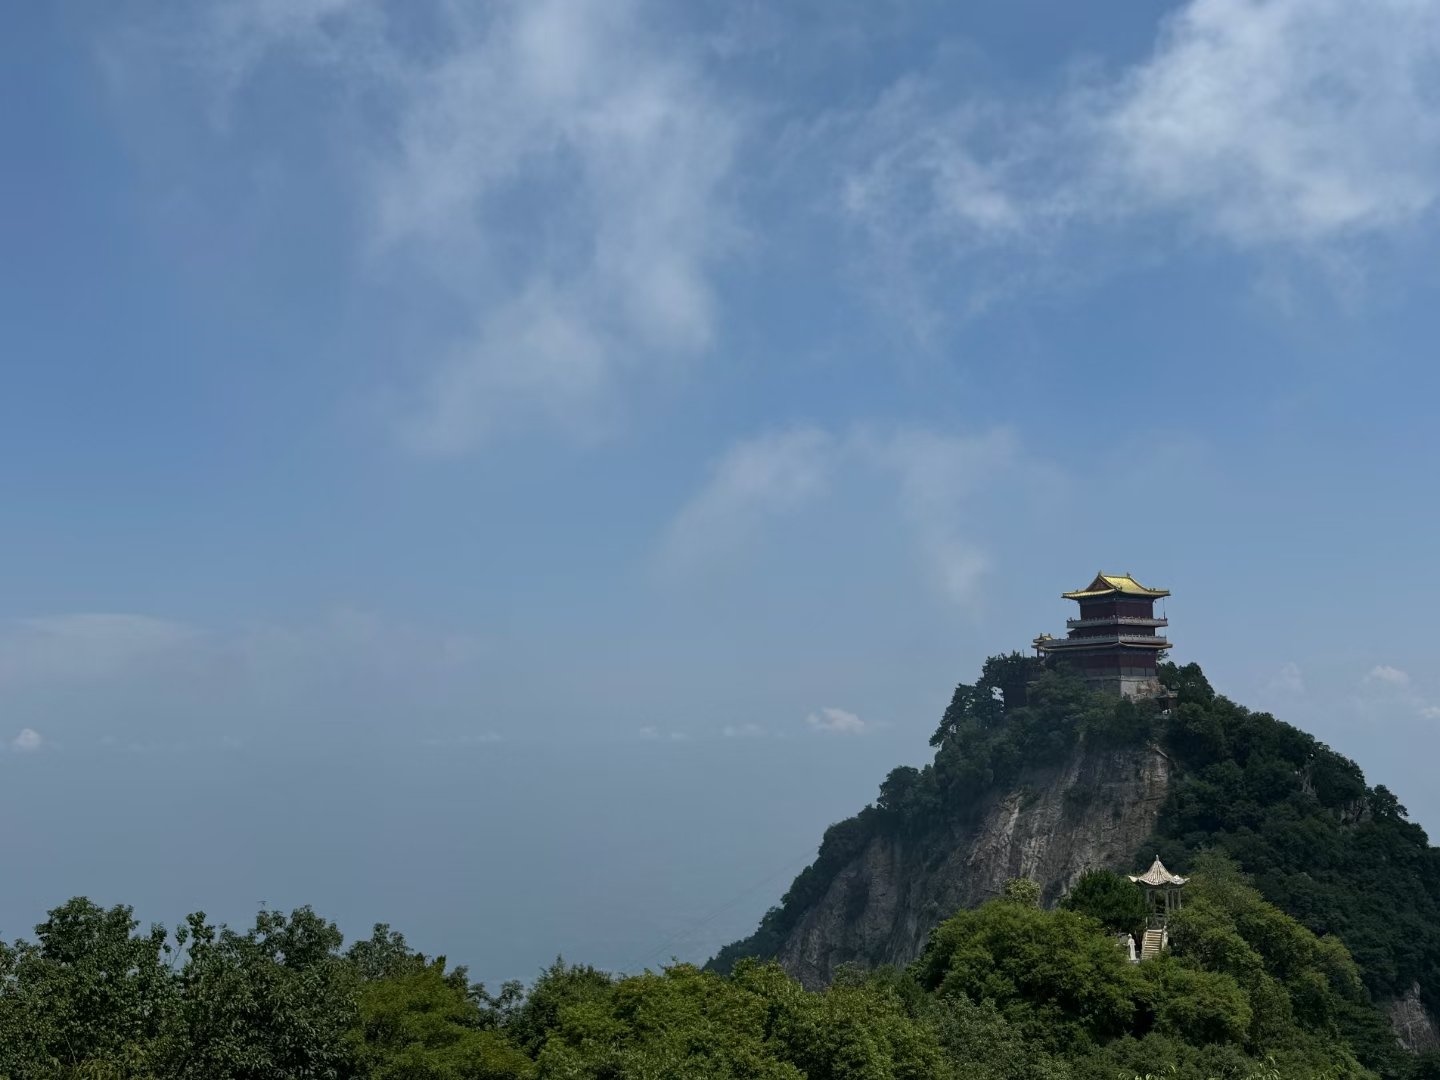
xmin=710 ymin=657 xmax=1440 ymax=1057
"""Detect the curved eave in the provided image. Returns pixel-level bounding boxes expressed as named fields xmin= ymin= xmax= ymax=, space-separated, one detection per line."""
xmin=1062 ymin=588 xmax=1170 ymax=600
xmin=1129 ymin=857 xmax=1188 ymax=886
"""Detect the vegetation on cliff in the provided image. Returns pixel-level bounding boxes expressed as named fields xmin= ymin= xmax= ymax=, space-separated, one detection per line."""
xmin=710 ymin=657 xmax=1440 ymax=1078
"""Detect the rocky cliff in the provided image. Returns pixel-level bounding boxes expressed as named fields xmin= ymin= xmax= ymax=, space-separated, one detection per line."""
xmin=772 ymin=741 xmax=1171 ymax=988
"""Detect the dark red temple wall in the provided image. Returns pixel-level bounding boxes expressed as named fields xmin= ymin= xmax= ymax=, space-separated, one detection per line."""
xmin=1075 ymin=653 xmax=1159 ymax=673
xmin=1077 ymin=599 xmax=1157 ymax=620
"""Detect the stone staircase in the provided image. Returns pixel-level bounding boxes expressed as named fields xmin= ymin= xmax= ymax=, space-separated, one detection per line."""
xmin=1140 ymin=928 xmax=1166 ymax=960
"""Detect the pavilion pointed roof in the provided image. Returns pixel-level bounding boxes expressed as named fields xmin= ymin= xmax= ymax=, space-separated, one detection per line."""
xmin=1062 ymin=572 xmax=1170 ymax=600
xmin=1129 ymin=857 xmax=1188 ymax=887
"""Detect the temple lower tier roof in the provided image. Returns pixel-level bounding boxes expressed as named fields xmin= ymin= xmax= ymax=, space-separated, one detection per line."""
xmin=1033 ymin=635 xmax=1170 ymax=652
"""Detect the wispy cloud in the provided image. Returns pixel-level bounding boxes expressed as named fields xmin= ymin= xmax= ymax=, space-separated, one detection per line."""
xmin=1365 ymin=665 xmax=1411 ymax=687
xmin=659 ymin=424 xmax=1025 ymax=602
xmin=1101 ymin=0 xmax=1440 ymax=247
xmin=103 ymin=0 xmax=1440 ymax=448
xmin=0 ymin=609 xmax=495 ymax=748
xmin=376 ymin=2 xmax=742 ymax=452
xmin=721 ymin=723 xmax=768 ymax=738
xmin=806 ymin=707 xmax=867 ymax=735
xmin=10 ymin=728 xmax=44 ymax=753
xmin=657 ymin=426 xmax=836 ymax=575
xmin=115 ymin=0 xmax=742 ymax=452
xmin=830 ymin=0 xmax=1440 ymax=327
xmin=860 ymin=426 xmax=1018 ymax=603
xmin=1353 ymin=663 xmax=1440 ymax=725
xmin=1266 ymin=662 xmax=1306 ymax=697
xmin=0 ymin=614 xmax=202 ymax=686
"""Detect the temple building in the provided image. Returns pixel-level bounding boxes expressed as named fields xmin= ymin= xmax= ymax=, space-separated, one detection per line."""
xmin=1032 ymin=572 xmax=1171 ymax=698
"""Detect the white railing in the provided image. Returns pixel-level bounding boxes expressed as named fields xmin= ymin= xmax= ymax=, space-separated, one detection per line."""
xmin=1042 ymin=635 xmax=1170 ymax=647
xmin=1066 ymin=616 xmax=1168 ymax=628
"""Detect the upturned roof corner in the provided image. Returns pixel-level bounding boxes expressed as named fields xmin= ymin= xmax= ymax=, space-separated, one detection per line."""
xmin=1129 ymin=856 xmax=1188 ymax=887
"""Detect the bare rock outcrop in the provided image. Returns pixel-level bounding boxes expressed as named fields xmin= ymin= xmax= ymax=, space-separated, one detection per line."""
xmin=776 ymin=742 xmax=1171 ymax=988
xmin=1390 ymin=982 xmax=1440 ymax=1054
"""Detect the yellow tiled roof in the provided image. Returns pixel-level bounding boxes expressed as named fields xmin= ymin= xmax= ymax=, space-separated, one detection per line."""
xmin=1062 ymin=572 xmax=1169 ymax=600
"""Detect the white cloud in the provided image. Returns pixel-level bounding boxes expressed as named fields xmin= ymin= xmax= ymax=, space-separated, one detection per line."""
xmin=0 ymin=614 xmax=201 ymax=686
xmin=658 ymin=427 xmax=837 ymax=574
xmin=862 ymin=427 xmax=1017 ymax=603
xmin=11 ymin=728 xmax=43 ymax=753
xmin=1267 ymin=661 xmax=1305 ymax=696
xmin=152 ymin=0 xmax=741 ymax=453
xmin=1348 ymin=663 xmax=1440 ymax=731
xmin=1366 ymin=665 xmax=1411 ymax=687
xmin=721 ymin=723 xmax=767 ymax=738
xmin=833 ymin=0 xmax=1440 ymax=323
xmin=806 ymin=707 xmax=866 ymax=735
xmin=1101 ymin=0 xmax=1440 ymax=246
xmin=105 ymin=0 xmax=1440 ymax=449
xmin=382 ymin=0 xmax=741 ymax=451
xmin=659 ymin=424 xmax=1022 ymax=602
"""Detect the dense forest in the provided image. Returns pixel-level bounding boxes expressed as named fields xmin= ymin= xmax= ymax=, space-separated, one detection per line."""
xmin=6 ymin=659 xmax=1440 ymax=1079
xmin=2 ymin=861 xmax=1432 ymax=1079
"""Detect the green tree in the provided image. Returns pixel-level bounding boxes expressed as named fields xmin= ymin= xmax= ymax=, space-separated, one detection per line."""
xmin=741 ymin=960 xmax=950 ymax=1080
xmin=352 ymin=961 xmax=531 ymax=1080
xmin=0 ymin=898 xmax=173 ymax=1079
xmin=504 ymin=960 xmax=613 ymax=1058
xmin=160 ymin=907 xmax=357 ymax=1080
xmin=978 ymin=652 xmax=1043 ymax=710
xmin=532 ymin=962 xmax=801 ymax=1079
xmin=1061 ymin=870 xmax=1148 ymax=936
xmin=911 ymin=900 xmax=1141 ymax=1046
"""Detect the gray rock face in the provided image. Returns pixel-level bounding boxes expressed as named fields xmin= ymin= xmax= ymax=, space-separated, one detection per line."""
xmin=1390 ymin=982 xmax=1440 ymax=1053
xmin=776 ymin=742 xmax=1172 ymax=988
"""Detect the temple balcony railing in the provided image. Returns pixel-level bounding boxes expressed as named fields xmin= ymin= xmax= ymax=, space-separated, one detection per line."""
xmin=1043 ymin=635 xmax=1171 ymax=648
xmin=1066 ymin=616 xmax=1168 ymax=629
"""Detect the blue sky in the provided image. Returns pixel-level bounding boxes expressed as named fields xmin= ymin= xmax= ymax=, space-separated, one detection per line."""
xmin=4 ymin=0 xmax=1440 ymax=984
